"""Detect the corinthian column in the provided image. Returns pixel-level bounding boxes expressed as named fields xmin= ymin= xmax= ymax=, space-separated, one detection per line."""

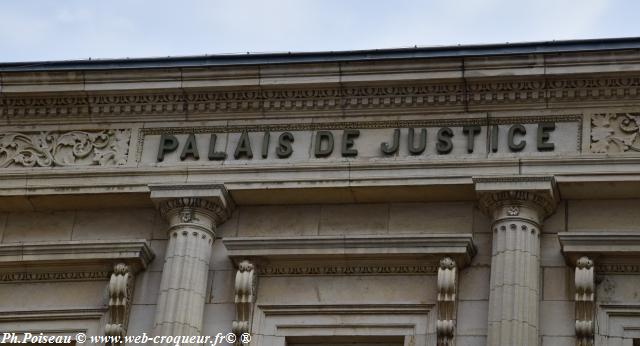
xmin=474 ymin=177 xmax=558 ymax=346
xmin=150 ymin=185 xmax=234 ymax=337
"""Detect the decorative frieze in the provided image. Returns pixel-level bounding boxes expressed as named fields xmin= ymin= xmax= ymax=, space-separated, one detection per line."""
xmin=574 ymin=256 xmax=595 ymax=346
xmin=0 ymin=129 xmax=130 ymax=167
xmin=258 ymin=263 xmax=439 ymax=276
xmin=0 ymin=270 xmax=111 ymax=283
xmin=232 ymin=260 xmax=257 ymax=343
xmin=2 ymin=76 xmax=640 ymax=122
xmin=591 ymin=112 xmax=640 ymax=153
xmin=437 ymin=257 xmax=457 ymax=346
xmin=105 ymin=263 xmax=134 ymax=342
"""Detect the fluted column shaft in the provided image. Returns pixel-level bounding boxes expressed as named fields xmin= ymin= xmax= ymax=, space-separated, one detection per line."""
xmin=151 ymin=194 xmax=233 ymax=340
xmin=486 ymin=203 xmax=542 ymax=346
xmin=475 ymin=177 xmax=558 ymax=346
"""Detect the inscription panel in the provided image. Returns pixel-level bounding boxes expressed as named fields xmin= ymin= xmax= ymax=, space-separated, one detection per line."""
xmin=138 ymin=116 xmax=582 ymax=165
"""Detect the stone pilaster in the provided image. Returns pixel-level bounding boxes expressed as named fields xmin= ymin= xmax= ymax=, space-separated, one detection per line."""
xmin=150 ymin=185 xmax=234 ymax=339
xmin=474 ymin=176 xmax=558 ymax=346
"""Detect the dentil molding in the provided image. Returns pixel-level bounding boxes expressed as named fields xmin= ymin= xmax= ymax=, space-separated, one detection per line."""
xmin=2 ymin=76 xmax=640 ymax=123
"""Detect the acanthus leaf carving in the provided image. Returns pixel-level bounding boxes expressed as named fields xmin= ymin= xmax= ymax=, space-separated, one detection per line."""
xmin=0 ymin=129 xmax=130 ymax=168
xmin=591 ymin=113 xmax=640 ymax=153
xmin=437 ymin=256 xmax=457 ymax=346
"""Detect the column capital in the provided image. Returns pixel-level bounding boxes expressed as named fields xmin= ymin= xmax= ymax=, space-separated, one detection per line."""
xmin=473 ymin=176 xmax=559 ymax=225
xmin=149 ymin=184 xmax=235 ymax=228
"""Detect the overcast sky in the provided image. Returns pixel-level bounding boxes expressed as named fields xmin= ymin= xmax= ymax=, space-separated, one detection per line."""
xmin=1 ymin=0 xmax=639 ymax=62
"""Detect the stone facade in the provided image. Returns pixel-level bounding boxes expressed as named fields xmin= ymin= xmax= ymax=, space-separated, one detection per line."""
xmin=2 ymin=38 xmax=640 ymax=345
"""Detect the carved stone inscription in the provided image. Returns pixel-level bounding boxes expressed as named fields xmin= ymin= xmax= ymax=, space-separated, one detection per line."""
xmin=143 ymin=119 xmax=581 ymax=164
xmin=0 ymin=129 xmax=130 ymax=168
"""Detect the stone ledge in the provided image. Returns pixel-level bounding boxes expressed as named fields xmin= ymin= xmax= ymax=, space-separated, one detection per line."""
xmin=223 ymin=234 xmax=476 ymax=269
xmin=558 ymin=232 xmax=640 ymax=268
xmin=0 ymin=239 xmax=155 ymax=273
xmin=0 ymin=308 xmax=107 ymax=321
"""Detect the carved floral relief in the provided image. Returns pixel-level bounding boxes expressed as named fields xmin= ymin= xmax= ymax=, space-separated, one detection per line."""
xmin=0 ymin=129 xmax=130 ymax=167
xmin=591 ymin=113 xmax=640 ymax=153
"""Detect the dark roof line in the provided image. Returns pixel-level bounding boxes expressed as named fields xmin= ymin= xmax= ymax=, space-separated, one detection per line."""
xmin=2 ymin=37 xmax=640 ymax=72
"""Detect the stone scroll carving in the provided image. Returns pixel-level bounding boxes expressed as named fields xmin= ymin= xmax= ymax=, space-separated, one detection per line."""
xmin=0 ymin=129 xmax=130 ymax=167
xmin=591 ymin=113 xmax=640 ymax=153
xmin=232 ymin=260 xmax=257 ymax=344
xmin=437 ymin=257 xmax=457 ymax=346
xmin=575 ymin=256 xmax=595 ymax=346
xmin=105 ymin=263 xmax=133 ymax=343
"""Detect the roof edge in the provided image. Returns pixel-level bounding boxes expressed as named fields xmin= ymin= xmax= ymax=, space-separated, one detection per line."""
xmin=2 ymin=37 xmax=640 ymax=72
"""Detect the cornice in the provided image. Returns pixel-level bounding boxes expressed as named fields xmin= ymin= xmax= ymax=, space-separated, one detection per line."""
xmin=0 ymin=239 xmax=154 ymax=272
xmin=558 ymin=232 xmax=640 ymax=273
xmin=3 ymin=158 xmax=640 ymax=210
xmin=1 ymin=74 xmax=640 ymax=124
xmin=223 ymin=234 xmax=476 ymax=269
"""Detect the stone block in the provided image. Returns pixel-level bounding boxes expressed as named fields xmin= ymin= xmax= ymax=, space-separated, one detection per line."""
xmin=201 ymin=303 xmax=235 ymax=335
xmin=217 ymin=209 xmax=239 ymax=238
xmin=539 ymin=301 xmax=575 ymax=336
xmin=0 ymin=281 xmax=106 ymax=310
xmin=151 ymin=212 xmax=169 ymax=240
xmin=210 ymin=239 xmax=235 ymax=270
xmin=471 ymin=233 xmax=492 ymax=266
xmin=472 ymin=207 xmax=491 ymax=233
xmin=132 ymin=270 xmax=162 ymax=305
xmin=456 ymin=300 xmax=488 ymax=336
xmin=238 ymin=205 xmax=319 ymax=237
xmin=541 ymin=336 xmax=575 ymax=346
xmin=543 ymin=267 xmax=571 ymax=301
xmin=256 ymin=275 xmax=435 ymax=305
xmin=389 ymin=202 xmax=472 ymax=234
xmin=541 ymin=234 xmax=566 ymax=267
xmin=210 ymin=269 xmax=234 ymax=304
xmin=459 ymin=266 xmax=490 ymax=300
xmin=127 ymin=304 xmax=155 ymax=335
xmin=319 ymin=204 xmax=389 ymax=235
xmin=148 ymin=239 xmax=167 ymax=272
xmin=544 ymin=201 xmax=566 ymax=233
xmin=597 ymin=274 xmax=640 ymax=303
xmin=72 ymin=208 xmax=155 ymax=240
xmin=568 ymin=199 xmax=640 ymax=231
xmin=456 ymin=336 xmax=487 ymax=346
xmin=3 ymin=211 xmax=74 ymax=243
